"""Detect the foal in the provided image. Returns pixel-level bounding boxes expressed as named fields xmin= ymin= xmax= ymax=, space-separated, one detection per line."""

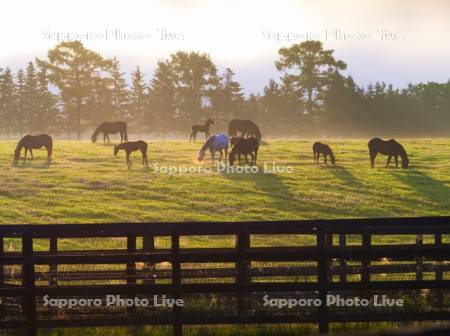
xmin=114 ymin=141 xmax=148 ymax=167
xmin=190 ymin=119 xmax=214 ymax=143
xmin=312 ymin=142 xmax=335 ymax=166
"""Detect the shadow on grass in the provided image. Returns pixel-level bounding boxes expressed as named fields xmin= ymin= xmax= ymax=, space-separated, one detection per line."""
xmin=221 ymin=164 xmax=296 ymax=214
xmin=391 ymin=169 xmax=450 ymax=209
xmin=11 ymin=159 xmax=51 ymax=169
xmin=329 ymin=165 xmax=365 ymax=189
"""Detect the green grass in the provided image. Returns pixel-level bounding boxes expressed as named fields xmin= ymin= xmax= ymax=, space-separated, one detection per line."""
xmin=1 ymin=139 xmax=449 ymax=334
xmin=1 ymin=138 xmax=450 ymax=225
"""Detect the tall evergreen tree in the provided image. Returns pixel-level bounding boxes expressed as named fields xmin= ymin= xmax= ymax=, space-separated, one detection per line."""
xmin=110 ymin=57 xmax=129 ymax=121
xmin=130 ymin=66 xmax=146 ymax=135
xmin=0 ymin=68 xmax=17 ymax=135
xmin=147 ymin=61 xmax=176 ymax=137
xmin=24 ymin=62 xmax=39 ymax=132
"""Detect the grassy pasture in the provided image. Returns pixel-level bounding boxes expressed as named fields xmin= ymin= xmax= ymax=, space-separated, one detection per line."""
xmin=1 ymin=138 xmax=450 ymax=225
xmin=1 ymin=139 xmax=449 ymax=334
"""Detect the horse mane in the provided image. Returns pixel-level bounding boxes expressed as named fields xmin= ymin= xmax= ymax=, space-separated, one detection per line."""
xmin=200 ymin=135 xmax=215 ymax=152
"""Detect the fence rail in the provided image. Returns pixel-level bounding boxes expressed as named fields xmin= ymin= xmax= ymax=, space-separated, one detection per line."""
xmin=1 ymin=216 xmax=450 ymax=335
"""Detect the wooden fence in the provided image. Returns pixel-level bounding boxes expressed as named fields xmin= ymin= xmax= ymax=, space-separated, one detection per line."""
xmin=0 ymin=216 xmax=449 ymax=335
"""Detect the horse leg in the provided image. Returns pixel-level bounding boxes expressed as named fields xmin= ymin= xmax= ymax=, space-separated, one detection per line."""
xmin=249 ymin=153 xmax=254 ymax=165
xmin=254 ymin=149 xmax=258 ymax=164
xmin=30 ymin=149 xmax=34 ymax=160
xmin=386 ymin=156 xmax=391 ymax=167
xmin=126 ymin=152 xmax=131 ymax=167
xmin=189 ymin=132 xmax=193 ymax=143
xmin=24 ymin=148 xmax=28 ymax=160
xmin=395 ymin=156 xmax=399 ymax=168
xmin=324 ymin=153 xmax=327 ymax=165
xmin=142 ymin=149 xmax=148 ymax=166
xmin=106 ymin=134 xmax=110 ymax=143
xmin=370 ymin=152 xmax=376 ymax=168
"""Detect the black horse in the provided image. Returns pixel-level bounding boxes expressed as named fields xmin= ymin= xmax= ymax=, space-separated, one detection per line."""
xmin=313 ymin=142 xmax=335 ymax=166
xmin=368 ymin=138 xmax=409 ymax=168
xmin=14 ymin=134 xmax=53 ymax=162
xmin=114 ymin=141 xmax=148 ymax=167
xmin=92 ymin=121 xmax=128 ymax=143
xmin=228 ymin=119 xmax=261 ymax=142
xmin=190 ymin=119 xmax=214 ymax=143
xmin=229 ymin=137 xmax=259 ymax=166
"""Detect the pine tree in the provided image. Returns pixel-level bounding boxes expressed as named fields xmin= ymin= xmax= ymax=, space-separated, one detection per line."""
xmin=130 ymin=66 xmax=146 ymax=135
xmin=24 ymin=62 xmax=39 ymax=132
xmin=36 ymin=60 xmax=60 ymax=133
xmin=147 ymin=61 xmax=176 ymax=138
xmin=16 ymin=69 xmax=26 ymax=135
xmin=110 ymin=57 xmax=129 ymax=121
xmin=0 ymin=68 xmax=16 ymax=135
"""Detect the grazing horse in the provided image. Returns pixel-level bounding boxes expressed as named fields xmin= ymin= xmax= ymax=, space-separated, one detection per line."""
xmin=14 ymin=134 xmax=53 ymax=162
xmin=313 ymin=142 xmax=335 ymax=166
xmin=114 ymin=141 xmax=148 ymax=167
xmin=92 ymin=121 xmax=128 ymax=143
xmin=368 ymin=138 xmax=409 ymax=168
xmin=228 ymin=119 xmax=262 ymax=142
xmin=198 ymin=133 xmax=229 ymax=163
xmin=190 ymin=119 xmax=214 ymax=142
xmin=229 ymin=137 xmax=259 ymax=166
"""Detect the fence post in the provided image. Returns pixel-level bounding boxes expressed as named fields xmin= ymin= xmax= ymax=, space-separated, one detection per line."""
xmin=143 ymin=236 xmax=155 ymax=284
xmin=22 ymin=233 xmax=36 ymax=336
xmin=317 ymin=228 xmax=329 ymax=334
xmin=49 ymin=237 xmax=58 ymax=286
xmin=0 ymin=237 xmax=4 ymax=286
xmin=127 ymin=234 xmax=137 ymax=316
xmin=361 ymin=231 xmax=371 ymax=284
xmin=435 ymin=233 xmax=443 ymax=306
xmin=339 ymin=234 xmax=346 ymax=283
xmin=0 ymin=237 xmax=3 ymax=319
xmin=171 ymin=231 xmax=182 ymax=336
xmin=236 ymin=228 xmax=250 ymax=316
xmin=415 ymin=235 xmax=423 ymax=281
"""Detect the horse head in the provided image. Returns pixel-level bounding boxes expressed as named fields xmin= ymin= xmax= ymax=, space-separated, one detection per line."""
xmin=402 ymin=157 xmax=409 ymax=169
xmin=206 ymin=119 xmax=215 ymax=126
xmin=13 ymin=147 xmax=21 ymax=161
xmin=113 ymin=145 xmax=119 ymax=157
xmin=91 ymin=133 xmax=98 ymax=143
xmin=198 ymin=149 xmax=206 ymax=161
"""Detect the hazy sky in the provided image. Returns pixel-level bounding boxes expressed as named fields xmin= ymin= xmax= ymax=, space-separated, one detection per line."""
xmin=1 ymin=0 xmax=449 ymax=94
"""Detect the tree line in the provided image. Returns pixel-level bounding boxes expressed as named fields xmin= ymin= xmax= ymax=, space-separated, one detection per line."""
xmin=0 ymin=40 xmax=449 ymax=138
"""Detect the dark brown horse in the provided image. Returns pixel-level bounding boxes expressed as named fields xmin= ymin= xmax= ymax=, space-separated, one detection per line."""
xmin=229 ymin=137 xmax=259 ymax=166
xmin=313 ymin=142 xmax=335 ymax=166
xmin=190 ymin=119 xmax=214 ymax=142
xmin=114 ymin=141 xmax=148 ymax=167
xmin=368 ymin=138 xmax=409 ymax=168
xmin=14 ymin=134 xmax=53 ymax=162
xmin=228 ymin=119 xmax=262 ymax=142
xmin=92 ymin=121 xmax=128 ymax=143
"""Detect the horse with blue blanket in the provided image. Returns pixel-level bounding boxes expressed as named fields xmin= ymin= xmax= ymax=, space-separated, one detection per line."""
xmin=198 ymin=133 xmax=229 ymax=163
